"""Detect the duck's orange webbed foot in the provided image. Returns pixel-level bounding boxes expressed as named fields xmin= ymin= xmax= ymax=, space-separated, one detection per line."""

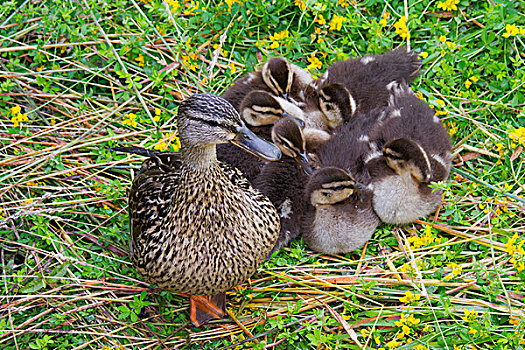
xmin=189 ymin=293 xmax=226 ymax=327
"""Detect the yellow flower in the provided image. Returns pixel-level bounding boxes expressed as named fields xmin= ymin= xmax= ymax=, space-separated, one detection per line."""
xmin=446 ymin=41 xmax=456 ymax=49
xmin=155 ymin=108 xmax=161 ymax=116
xmin=329 ymin=15 xmax=346 ymax=31
xmin=135 ymin=54 xmax=144 ymax=67
xmin=394 ymin=16 xmax=410 ymax=39
xmin=50 ymin=119 xmax=56 ymax=126
xmin=294 ymin=0 xmax=306 ymax=11
xmin=407 ymin=315 xmax=420 ymax=325
xmin=399 ymin=290 xmax=422 ymax=304
xmin=229 ymin=62 xmax=237 ymax=74
xmin=182 ymin=53 xmax=198 ymax=71
xmin=183 ymin=0 xmax=199 ymax=15
xmin=307 ymin=53 xmax=322 ymax=70
xmin=315 ymin=14 xmax=326 ymax=25
xmin=166 ymin=0 xmax=180 ymax=12
xmin=504 ymin=183 xmax=513 ymax=192
xmin=461 ymin=308 xmax=478 ymax=322
xmin=361 ymin=327 xmax=371 ymax=338
xmin=503 ymin=24 xmax=520 ymax=38
xmin=338 ymin=0 xmax=350 ymax=7
xmin=122 ymin=113 xmax=138 ymax=128
xmin=436 ymin=0 xmax=459 ymax=11
xmin=269 ymin=30 xmax=289 ymax=49
xmin=465 ymin=80 xmax=472 ymax=89
xmin=439 ymin=35 xmax=446 ymax=42
xmin=413 ymin=345 xmax=428 ymax=350
xmin=419 ymin=52 xmax=428 ymax=59
xmin=36 ymin=66 xmax=44 ymax=72
xmin=448 ymin=262 xmax=462 ymax=276
xmin=510 ymin=127 xmax=525 ymax=146
xmin=468 ymin=327 xmax=478 ymax=335
xmin=470 ymin=76 xmax=479 ymax=82
xmin=379 ymin=18 xmax=387 ymax=27
xmin=387 ymin=339 xmax=402 ymax=349
xmin=402 ymin=325 xmax=411 ymax=335
xmin=10 ymin=105 xmax=21 ymax=115
xmin=509 ymin=316 xmax=521 ymax=326
xmin=225 ymin=0 xmax=236 ymax=11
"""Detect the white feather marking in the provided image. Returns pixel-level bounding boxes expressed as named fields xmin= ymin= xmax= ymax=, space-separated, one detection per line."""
xmin=279 ymin=198 xmax=293 ymax=219
xmin=364 ymin=150 xmax=382 ymax=163
xmin=390 ymin=109 xmax=401 ymax=118
xmin=358 ymin=135 xmax=370 ymax=142
xmin=361 ymin=56 xmax=375 ymax=64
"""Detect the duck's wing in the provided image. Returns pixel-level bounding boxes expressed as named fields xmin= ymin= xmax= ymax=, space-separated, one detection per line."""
xmin=112 ymin=146 xmax=182 ymax=175
xmin=112 ymin=146 xmax=182 ymax=255
xmin=128 ymin=168 xmax=181 ymax=258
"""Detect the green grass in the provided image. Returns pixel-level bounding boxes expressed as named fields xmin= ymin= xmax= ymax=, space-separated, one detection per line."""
xmin=1 ymin=0 xmax=524 ymax=349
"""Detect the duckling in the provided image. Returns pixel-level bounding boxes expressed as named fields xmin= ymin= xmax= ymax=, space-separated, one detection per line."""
xmin=364 ymin=82 xmax=452 ymax=224
xmin=312 ymin=47 xmax=421 ymax=127
xmin=221 ymin=57 xmax=312 ymax=110
xmin=216 ymin=90 xmax=306 ymax=182
xmin=301 ymin=113 xmax=381 ymax=254
xmin=302 ymin=167 xmax=378 ymax=254
xmin=261 ymin=57 xmax=313 ymax=104
xmin=127 ymin=93 xmax=281 ymax=326
xmin=253 ymin=117 xmax=312 ymax=253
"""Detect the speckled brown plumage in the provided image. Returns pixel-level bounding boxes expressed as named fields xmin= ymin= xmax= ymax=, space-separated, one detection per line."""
xmin=127 ymin=94 xmax=280 ymax=296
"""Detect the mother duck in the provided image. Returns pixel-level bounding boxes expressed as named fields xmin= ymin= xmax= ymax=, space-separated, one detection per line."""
xmin=127 ymin=94 xmax=281 ymax=326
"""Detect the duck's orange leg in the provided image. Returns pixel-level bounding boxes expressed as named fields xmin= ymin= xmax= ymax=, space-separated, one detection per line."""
xmin=190 ymin=293 xmax=226 ymax=327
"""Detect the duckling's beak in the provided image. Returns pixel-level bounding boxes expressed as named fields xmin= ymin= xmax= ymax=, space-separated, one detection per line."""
xmin=230 ymin=124 xmax=282 ymax=161
xmin=282 ymin=111 xmax=305 ymax=129
xmin=296 ymin=151 xmax=313 ymax=175
xmin=355 ymin=182 xmax=366 ymax=190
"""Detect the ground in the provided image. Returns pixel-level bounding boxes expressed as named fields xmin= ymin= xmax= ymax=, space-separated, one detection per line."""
xmin=0 ymin=0 xmax=524 ymax=349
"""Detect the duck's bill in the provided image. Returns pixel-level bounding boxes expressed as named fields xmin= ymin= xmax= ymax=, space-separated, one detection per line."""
xmin=282 ymin=111 xmax=305 ymax=129
xmin=230 ymin=124 xmax=282 ymax=161
xmin=296 ymin=151 xmax=313 ymax=175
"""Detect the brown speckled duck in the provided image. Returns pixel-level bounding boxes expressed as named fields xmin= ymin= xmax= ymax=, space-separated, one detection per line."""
xmin=126 ymin=94 xmax=281 ymax=326
xmin=217 ymin=90 xmax=306 ymax=182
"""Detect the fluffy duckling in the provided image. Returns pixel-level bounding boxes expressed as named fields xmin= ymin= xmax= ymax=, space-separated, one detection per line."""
xmin=302 ymin=167 xmax=378 ymax=254
xmin=301 ymin=114 xmax=381 ymax=254
xmin=217 ymin=90 xmax=306 ymax=181
xmin=127 ymin=94 xmax=281 ymax=326
xmin=253 ymin=117 xmax=312 ymax=253
xmin=364 ymin=82 xmax=452 ymax=224
xmin=221 ymin=57 xmax=312 ymax=110
xmin=310 ymin=47 xmax=421 ymax=127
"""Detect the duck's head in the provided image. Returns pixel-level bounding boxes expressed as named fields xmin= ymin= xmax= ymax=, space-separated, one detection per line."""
xmin=271 ymin=117 xmax=312 ymax=174
xmin=262 ymin=57 xmax=293 ymax=99
xmin=383 ymin=138 xmax=432 ymax=183
xmin=240 ymin=90 xmax=305 ymax=127
xmin=307 ymin=167 xmax=358 ymax=206
xmin=318 ymin=83 xmax=357 ymax=128
xmin=178 ymin=93 xmax=281 ymax=161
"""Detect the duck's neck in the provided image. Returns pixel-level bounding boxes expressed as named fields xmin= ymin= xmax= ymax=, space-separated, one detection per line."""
xmin=181 ymin=144 xmax=218 ymax=170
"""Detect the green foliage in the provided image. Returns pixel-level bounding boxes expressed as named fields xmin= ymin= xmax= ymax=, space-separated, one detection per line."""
xmin=0 ymin=0 xmax=524 ymax=349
